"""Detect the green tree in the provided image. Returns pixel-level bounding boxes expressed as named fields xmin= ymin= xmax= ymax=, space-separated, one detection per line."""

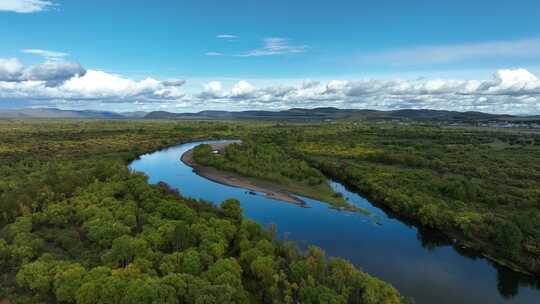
xmin=221 ymin=199 xmax=243 ymax=224
xmin=250 ymin=256 xmax=277 ymax=299
xmin=182 ymin=249 xmax=203 ymax=275
xmin=493 ymin=220 xmax=524 ymax=258
xmin=53 ymin=263 xmax=86 ymax=302
xmin=123 ymin=278 xmax=177 ymax=304
xmin=16 ymin=259 xmax=55 ymax=295
xmin=160 ymin=252 xmax=184 ymax=275
xmin=205 ymin=258 xmax=243 ymax=288
xmin=103 ymin=235 xmax=152 ymax=268
xmin=0 ymin=239 xmax=10 ymax=266
xmin=299 ymin=285 xmax=346 ymax=304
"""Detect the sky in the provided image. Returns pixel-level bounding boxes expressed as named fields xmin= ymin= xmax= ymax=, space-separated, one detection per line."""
xmin=1 ymin=0 xmax=540 ymax=114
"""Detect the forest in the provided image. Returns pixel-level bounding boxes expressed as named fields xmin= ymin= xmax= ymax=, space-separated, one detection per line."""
xmin=190 ymin=122 xmax=540 ymax=277
xmin=0 ymin=120 xmax=402 ymax=304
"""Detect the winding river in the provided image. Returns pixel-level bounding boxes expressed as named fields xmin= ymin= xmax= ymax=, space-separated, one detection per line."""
xmin=129 ymin=140 xmax=540 ymax=304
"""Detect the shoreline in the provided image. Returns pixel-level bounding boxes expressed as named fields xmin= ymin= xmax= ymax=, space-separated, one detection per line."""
xmin=323 ymin=171 xmax=538 ymax=277
xmin=181 ymin=143 xmax=308 ymax=207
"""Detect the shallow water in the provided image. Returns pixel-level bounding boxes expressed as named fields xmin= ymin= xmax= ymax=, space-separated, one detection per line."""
xmin=129 ymin=140 xmax=540 ymax=304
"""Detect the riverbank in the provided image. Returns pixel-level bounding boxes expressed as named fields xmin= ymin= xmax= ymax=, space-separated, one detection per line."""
xmin=181 ymin=143 xmax=308 ymax=206
xmin=317 ymin=162 xmax=539 ymax=277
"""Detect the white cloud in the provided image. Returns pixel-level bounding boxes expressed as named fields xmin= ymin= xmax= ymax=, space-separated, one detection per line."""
xmin=198 ymin=81 xmax=224 ymax=99
xmin=205 ymin=52 xmax=224 ymax=56
xmin=0 ymin=58 xmax=85 ymax=85
xmin=23 ymin=61 xmax=85 ymax=85
xmin=22 ymin=49 xmax=68 ymax=60
xmin=1 ymin=57 xmax=539 ymax=115
xmin=231 ymin=80 xmax=255 ymax=98
xmin=358 ymin=37 xmax=540 ymax=65
xmin=0 ymin=0 xmax=55 ymax=13
xmin=480 ymin=68 xmax=539 ymax=94
xmin=204 ymin=81 xmax=222 ymax=92
xmin=61 ymin=70 xmax=161 ymax=98
xmin=207 ymin=37 xmax=308 ymax=57
xmin=0 ymin=59 xmax=187 ymax=104
xmin=301 ymin=80 xmax=320 ymax=89
xmin=240 ymin=37 xmax=309 ymax=57
xmin=217 ymin=34 xmax=239 ymax=40
xmin=191 ymin=69 xmax=540 ymax=114
xmin=0 ymin=58 xmax=24 ymax=81
xmin=161 ymin=79 xmax=186 ymax=87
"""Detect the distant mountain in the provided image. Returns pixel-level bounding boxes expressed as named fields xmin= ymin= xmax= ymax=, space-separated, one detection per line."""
xmin=120 ymin=111 xmax=149 ymax=118
xmin=144 ymin=107 xmax=540 ymax=123
xmin=1 ymin=107 xmax=539 ymax=124
xmin=0 ymin=108 xmax=123 ymax=119
xmin=145 ymin=110 xmax=234 ymax=120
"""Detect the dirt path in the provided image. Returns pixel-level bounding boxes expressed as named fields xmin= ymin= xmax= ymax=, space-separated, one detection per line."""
xmin=181 ymin=143 xmax=307 ymax=206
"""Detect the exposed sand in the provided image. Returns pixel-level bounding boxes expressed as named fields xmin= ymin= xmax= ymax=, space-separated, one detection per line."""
xmin=181 ymin=143 xmax=308 ymax=207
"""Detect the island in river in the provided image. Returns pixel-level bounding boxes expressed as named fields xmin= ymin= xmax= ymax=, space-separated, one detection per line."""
xmin=181 ymin=142 xmax=308 ymax=206
xmin=182 ymin=141 xmax=370 ymax=216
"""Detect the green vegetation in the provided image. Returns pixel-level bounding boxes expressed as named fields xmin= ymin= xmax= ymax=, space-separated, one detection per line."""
xmin=306 ymin=124 xmax=540 ymax=275
xmin=0 ymin=120 xmax=402 ymax=304
xmin=199 ymin=123 xmax=540 ymax=275
xmin=193 ymin=141 xmax=363 ymax=212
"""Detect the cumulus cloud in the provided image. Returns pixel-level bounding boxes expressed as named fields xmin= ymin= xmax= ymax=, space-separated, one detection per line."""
xmin=190 ymin=69 xmax=540 ymax=114
xmin=1 ymin=57 xmax=539 ymax=115
xmin=301 ymin=80 xmax=320 ymax=89
xmin=240 ymin=38 xmax=309 ymax=57
xmin=0 ymin=58 xmax=24 ymax=81
xmin=0 ymin=69 xmax=188 ymax=104
xmin=358 ymin=37 xmax=540 ymax=66
xmin=198 ymin=81 xmax=224 ymax=99
xmin=0 ymin=58 xmax=85 ymax=85
xmin=0 ymin=58 xmax=189 ymax=106
xmin=0 ymin=0 xmax=55 ymax=13
xmin=231 ymin=80 xmax=255 ymax=98
xmin=61 ymin=70 xmax=161 ymax=98
xmin=479 ymin=69 xmax=540 ymax=94
xmin=23 ymin=61 xmax=86 ymax=86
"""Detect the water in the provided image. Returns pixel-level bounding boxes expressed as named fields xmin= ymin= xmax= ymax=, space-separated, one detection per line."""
xmin=129 ymin=140 xmax=540 ymax=304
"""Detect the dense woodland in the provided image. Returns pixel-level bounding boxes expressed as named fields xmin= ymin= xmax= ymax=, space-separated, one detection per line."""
xmin=0 ymin=120 xmax=402 ymax=304
xmin=198 ymin=123 xmax=540 ymax=276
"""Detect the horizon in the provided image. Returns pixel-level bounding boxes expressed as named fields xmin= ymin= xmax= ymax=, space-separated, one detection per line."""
xmin=2 ymin=106 xmax=539 ymax=118
xmin=1 ymin=0 xmax=540 ymax=114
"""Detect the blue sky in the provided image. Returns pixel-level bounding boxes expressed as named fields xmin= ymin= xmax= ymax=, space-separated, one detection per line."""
xmin=1 ymin=0 xmax=540 ymax=114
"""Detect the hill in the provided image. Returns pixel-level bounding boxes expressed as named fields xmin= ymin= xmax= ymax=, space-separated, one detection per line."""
xmin=0 ymin=108 xmax=124 ymax=119
xmin=145 ymin=107 xmax=539 ymax=123
xmin=1 ymin=107 xmax=539 ymax=124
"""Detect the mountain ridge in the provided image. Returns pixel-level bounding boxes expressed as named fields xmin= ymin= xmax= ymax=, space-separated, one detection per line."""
xmin=144 ymin=107 xmax=539 ymax=123
xmin=1 ymin=107 xmax=539 ymax=123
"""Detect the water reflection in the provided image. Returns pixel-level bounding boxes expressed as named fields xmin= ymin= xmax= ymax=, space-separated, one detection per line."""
xmin=415 ymin=224 xmax=540 ymax=300
xmin=416 ymin=227 xmax=453 ymax=251
xmin=336 ymin=178 xmax=540 ymax=302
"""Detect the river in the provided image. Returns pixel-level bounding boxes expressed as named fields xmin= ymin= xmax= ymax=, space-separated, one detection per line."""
xmin=129 ymin=140 xmax=540 ymax=304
